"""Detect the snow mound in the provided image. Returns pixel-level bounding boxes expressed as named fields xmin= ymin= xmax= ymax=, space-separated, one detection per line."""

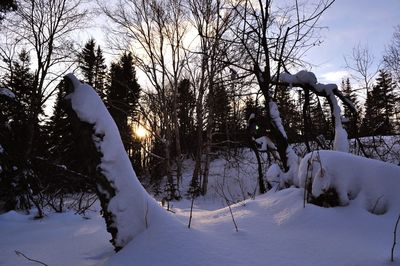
xmin=298 ymin=150 xmax=400 ymax=214
xmin=65 ymin=73 xmax=171 ymax=249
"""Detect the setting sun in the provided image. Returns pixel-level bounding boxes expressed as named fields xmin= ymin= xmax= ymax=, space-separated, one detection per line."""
xmin=135 ymin=125 xmax=148 ymax=139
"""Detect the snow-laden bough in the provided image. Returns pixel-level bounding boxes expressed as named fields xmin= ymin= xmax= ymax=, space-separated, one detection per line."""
xmin=298 ymin=150 xmax=400 ymax=215
xmin=280 ymin=70 xmax=355 ymax=153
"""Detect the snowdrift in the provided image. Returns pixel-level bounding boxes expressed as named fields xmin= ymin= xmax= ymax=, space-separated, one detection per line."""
xmin=298 ymin=150 xmax=400 ymax=214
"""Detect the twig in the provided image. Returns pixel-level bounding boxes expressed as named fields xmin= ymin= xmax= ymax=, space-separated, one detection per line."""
xmin=145 ymin=201 xmax=149 ymax=229
xmin=15 ymin=250 xmax=48 ymax=266
xmin=303 ymin=151 xmax=314 ymax=208
xmin=370 ymin=195 xmax=384 ymax=214
xmin=188 ymin=193 xmax=195 ymax=229
xmin=225 ymin=198 xmax=239 ymax=232
xmin=391 ymin=213 xmax=400 ymax=262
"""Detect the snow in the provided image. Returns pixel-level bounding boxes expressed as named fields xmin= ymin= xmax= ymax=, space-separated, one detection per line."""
xmin=0 ymin=87 xmax=15 ymax=99
xmin=255 ymin=136 xmax=276 ymax=151
xmin=268 ymin=100 xmax=287 ymax=139
xmin=1 ymin=74 xmax=398 ymax=265
xmin=1 ymin=186 xmax=399 ymax=266
xmin=279 ymin=71 xmax=349 ymax=152
xmin=1 ymin=148 xmax=399 ymax=265
xmin=298 ymin=150 xmax=400 ymax=214
xmin=65 ymin=73 xmax=171 ymax=249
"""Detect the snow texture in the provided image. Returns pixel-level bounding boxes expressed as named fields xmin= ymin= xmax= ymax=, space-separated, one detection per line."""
xmin=65 ymin=73 xmax=170 ymax=248
xmin=279 ymin=71 xmax=349 ymax=152
xmin=1 ymin=148 xmax=400 ymax=265
xmin=255 ymin=136 xmax=276 ymax=151
xmin=298 ymin=150 xmax=400 ymax=214
xmin=268 ymin=101 xmax=287 ymax=139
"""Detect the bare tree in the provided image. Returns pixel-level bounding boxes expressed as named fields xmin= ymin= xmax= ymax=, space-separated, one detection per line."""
xmin=384 ymin=25 xmax=400 ymax=86
xmin=384 ymin=26 xmax=400 ymax=131
xmin=226 ymin=0 xmax=335 ymax=178
xmin=345 ymin=43 xmax=380 ymax=94
xmin=101 ymin=0 xmax=190 ymax=198
xmin=187 ymin=0 xmax=236 ymax=195
xmin=0 ymin=0 xmax=88 ymax=159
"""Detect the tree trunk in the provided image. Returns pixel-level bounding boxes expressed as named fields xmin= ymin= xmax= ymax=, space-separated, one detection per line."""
xmin=172 ymin=83 xmax=183 ymax=188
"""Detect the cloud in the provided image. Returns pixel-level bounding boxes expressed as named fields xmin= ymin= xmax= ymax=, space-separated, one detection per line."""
xmin=320 ymin=70 xmax=350 ymax=84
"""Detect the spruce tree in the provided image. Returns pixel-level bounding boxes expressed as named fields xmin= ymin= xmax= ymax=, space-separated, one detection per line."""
xmin=78 ymin=39 xmax=107 ymax=99
xmin=79 ymin=39 xmax=96 ymax=85
xmin=211 ymin=83 xmax=231 ymax=144
xmin=341 ymin=78 xmax=360 ymax=137
xmin=107 ymin=52 xmax=141 ymax=169
xmin=361 ymin=70 xmax=396 ymax=136
xmin=45 ymin=82 xmax=93 ymax=193
xmin=177 ymin=79 xmax=195 ymax=155
xmin=0 ymin=49 xmax=41 ymax=212
xmin=275 ymin=85 xmax=301 ymax=142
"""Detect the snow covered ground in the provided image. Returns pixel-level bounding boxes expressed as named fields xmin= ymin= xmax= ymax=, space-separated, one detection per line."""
xmin=1 ymin=184 xmax=400 ymax=265
xmin=2 ymin=76 xmax=399 ymax=265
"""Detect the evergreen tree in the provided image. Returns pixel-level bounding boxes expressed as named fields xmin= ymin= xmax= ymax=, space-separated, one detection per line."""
xmin=6 ymin=49 xmax=35 ymax=111
xmin=94 ymin=46 xmax=107 ymax=96
xmin=177 ymin=79 xmax=195 ymax=155
xmin=275 ymin=85 xmax=301 ymax=142
xmin=0 ymin=50 xmax=41 ymax=212
xmin=45 ymin=82 xmax=93 ymax=193
xmin=79 ymin=39 xmax=96 ymax=85
xmin=78 ymin=39 xmax=107 ymax=99
xmin=361 ymin=70 xmax=397 ymax=136
xmin=341 ymin=78 xmax=360 ymax=137
xmin=211 ymin=83 xmax=231 ymax=142
xmin=309 ymin=95 xmax=328 ymax=138
xmin=107 ymin=52 xmax=141 ymax=169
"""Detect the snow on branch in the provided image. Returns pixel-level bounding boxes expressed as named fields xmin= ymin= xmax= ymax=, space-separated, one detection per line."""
xmin=298 ymin=150 xmax=400 ymax=215
xmin=279 ymin=70 xmax=355 ymax=152
xmin=64 ymin=74 xmax=169 ymax=251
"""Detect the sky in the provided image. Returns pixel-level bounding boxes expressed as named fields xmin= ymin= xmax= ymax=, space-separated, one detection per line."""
xmin=81 ymin=0 xmax=400 ymax=90
xmin=305 ymin=0 xmax=400 ymax=86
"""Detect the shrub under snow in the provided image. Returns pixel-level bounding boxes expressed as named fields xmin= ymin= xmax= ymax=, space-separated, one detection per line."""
xmin=298 ymin=150 xmax=400 ymax=214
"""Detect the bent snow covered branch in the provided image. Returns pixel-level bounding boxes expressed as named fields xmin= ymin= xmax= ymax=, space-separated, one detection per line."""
xmin=279 ymin=70 xmax=356 ymax=152
xmin=298 ymin=150 xmax=400 ymax=214
xmin=63 ymin=74 xmax=168 ymax=251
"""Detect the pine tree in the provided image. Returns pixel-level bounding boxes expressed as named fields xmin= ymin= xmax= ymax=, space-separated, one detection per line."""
xmin=361 ymin=70 xmax=396 ymax=136
xmin=211 ymin=83 xmax=231 ymax=143
xmin=79 ymin=39 xmax=96 ymax=86
xmin=341 ymin=78 xmax=360 ymax=137
xmin=107 ymin=52 xmax=141 ymax=169
xmin=78 ymin=39 xmax=107 ymax=99
xmin=177 ymin=79 xmax=195 ymax=155
xmin=275 ymin=85 xmax=301 ymax=142
xmin=0 ymin=49 xmax=41 ymax=212
xmin=94 ymin=46 xmax=107 ymax=97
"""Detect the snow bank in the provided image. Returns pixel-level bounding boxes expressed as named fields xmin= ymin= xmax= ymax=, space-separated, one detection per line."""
xmin=64 ymin=74 xmax=170 ymax=249
xmin=298 ymin=150 xmax=400 ymax=214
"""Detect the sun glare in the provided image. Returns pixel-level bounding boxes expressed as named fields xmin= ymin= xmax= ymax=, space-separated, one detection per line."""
xmin=135 ymin=126 xmax=148 ymax=138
